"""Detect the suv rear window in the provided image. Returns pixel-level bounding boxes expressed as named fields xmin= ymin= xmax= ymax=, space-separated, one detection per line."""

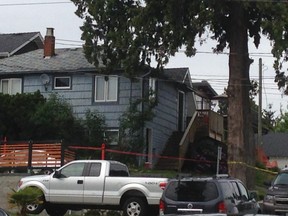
xmin=164 ymin=180 xmax=218 ymax=202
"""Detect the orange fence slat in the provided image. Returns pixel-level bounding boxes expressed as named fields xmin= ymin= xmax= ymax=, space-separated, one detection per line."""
xmin=0 ymin=142 xmax=75 ymax=169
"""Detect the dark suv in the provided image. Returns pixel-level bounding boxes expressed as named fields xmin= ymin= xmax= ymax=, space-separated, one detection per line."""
xmin=159 ymin=175 xmax=260 ymax=215
xmin=263 ymin=170 xmax=288 ymax=215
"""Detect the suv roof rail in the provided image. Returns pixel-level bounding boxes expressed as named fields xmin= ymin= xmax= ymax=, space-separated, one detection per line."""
xmin=213 ymin=174 xmax=230 ymax=179
xmin=175 ymin=173 xmax=192 ymax=179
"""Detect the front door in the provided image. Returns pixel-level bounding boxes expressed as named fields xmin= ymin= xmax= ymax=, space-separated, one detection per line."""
xmin=49 ymin=162 xmax=85 ymax=203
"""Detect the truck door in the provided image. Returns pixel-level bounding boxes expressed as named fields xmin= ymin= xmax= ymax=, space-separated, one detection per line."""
xmin=83 ymin=162 xmax=105 ymax=204
xmin=49 ymin=162 xmax=85 ymax=203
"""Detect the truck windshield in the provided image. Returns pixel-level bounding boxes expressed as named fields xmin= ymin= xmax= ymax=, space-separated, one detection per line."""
xmin=274 ymin=172 xmax=288 ymax=186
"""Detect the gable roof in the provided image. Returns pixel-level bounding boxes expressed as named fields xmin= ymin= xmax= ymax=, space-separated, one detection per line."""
xmin=162 ymin=67 xmax=192 ymax=88
xmin=192 ymin=80 xmax=218 ymax=98
xmin=262 ymin=132 xmax=288 ymax=157
xmin=0 ymin=32 xmax=43 ymax=58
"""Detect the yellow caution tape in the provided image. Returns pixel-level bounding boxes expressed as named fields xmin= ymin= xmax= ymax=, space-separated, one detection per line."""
xmin=228 ymin=160 xmax=278 ymax=175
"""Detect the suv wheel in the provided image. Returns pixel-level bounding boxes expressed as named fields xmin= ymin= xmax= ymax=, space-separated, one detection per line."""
xmin=122 ymin=197 xmax=147 ymax=216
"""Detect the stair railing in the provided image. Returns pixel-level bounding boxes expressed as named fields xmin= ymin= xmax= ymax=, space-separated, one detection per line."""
xmin=178 ymin=111 xmax=198 ymax=172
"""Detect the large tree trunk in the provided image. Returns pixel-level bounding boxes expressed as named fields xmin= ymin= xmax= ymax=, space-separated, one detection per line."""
xmin=227 ymin=3 xmax=255 ymax=188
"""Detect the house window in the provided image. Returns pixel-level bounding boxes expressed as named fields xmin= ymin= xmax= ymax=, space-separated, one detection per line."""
xmin=105 ymin=129 xmax=119 ymax=146
xmin=149 ymin=77 xmax=157 ymax=100
xmin=195 ymin=95 xmax=210 ymax=110
xmin=0 ymin=78 xmax=22 ymax=95
xmin=54 ymin=77 xmax=71 ymax=89
xmin=95 ymin=76 xmax=118 ymax=102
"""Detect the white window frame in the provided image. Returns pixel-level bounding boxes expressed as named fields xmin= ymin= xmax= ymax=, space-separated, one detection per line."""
xmin=149 ymin=77 xmax=157 ymax=100
xmin=105 ymin=129 xmax=119 ymax=146
xmin=95 ymin=75 xmax=118 ymax=102
xmin=54 ymin=76 xmax=71 ymax=90
xmin=0 ymin=78 xmax=22 ymax=95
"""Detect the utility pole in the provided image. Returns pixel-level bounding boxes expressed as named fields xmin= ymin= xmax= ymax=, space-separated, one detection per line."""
xmin=258 ymin=58 xmax=262 ymax=145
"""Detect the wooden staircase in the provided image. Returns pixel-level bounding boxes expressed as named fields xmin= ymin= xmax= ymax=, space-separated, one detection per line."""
xmin=154 ymin=131 xmax=183 ymax=170
xmin=155 ymin=110 xmax=225 ymax=171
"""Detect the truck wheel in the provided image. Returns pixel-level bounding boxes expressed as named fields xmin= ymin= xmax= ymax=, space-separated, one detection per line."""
xmin=123 ymin=197 xmax=147 ymax=216
xmin=45 ymin=203 xmax=67 ymax=216
xmin=25 ymin=197 xmax=45 ymax=214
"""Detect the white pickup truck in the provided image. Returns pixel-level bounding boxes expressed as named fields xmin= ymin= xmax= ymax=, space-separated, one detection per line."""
xmin=17 ymin=160 xmax=168 ymax=216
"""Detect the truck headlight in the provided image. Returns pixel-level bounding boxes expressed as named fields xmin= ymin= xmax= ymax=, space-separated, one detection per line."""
xmin=264 ymin=195 xmax=274 ymax=203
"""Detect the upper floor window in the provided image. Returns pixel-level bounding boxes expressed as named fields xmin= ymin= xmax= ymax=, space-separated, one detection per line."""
xmin=95 ymin=75 xmax=118 ymax=102
xmin=54 ymin=76 xmax=71 ymax=89
xmin=149 ymin=77 xmax=158 ymax=101
xmin=195 ymin=95 xmax=210 ymax=110
xmin=0 ymin=78 xmax=22 ymax=95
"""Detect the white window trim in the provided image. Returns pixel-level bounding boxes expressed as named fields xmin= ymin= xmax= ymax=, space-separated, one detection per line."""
xmin=149 ymin=77 xmax=157 ymax=100
xmin=54 ymin=76 xmax=71 ymax=90
xmin=105 ymin=129 xmax=119 ymax=146
xmin=0 ymin=78 xmax=22 ymax=95
xmin=95 ymin=75 xmax=118 ymax=102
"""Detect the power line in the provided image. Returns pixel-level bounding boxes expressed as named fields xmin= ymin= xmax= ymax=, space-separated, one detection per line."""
xmin=0 ymin=1 xmax=71 ymax=6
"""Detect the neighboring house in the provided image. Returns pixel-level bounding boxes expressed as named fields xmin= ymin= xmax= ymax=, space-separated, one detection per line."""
xmin=0 ymin=28 xmax=196 ymax=167
xmin=262 ymin=132 xmax=288 ymax=169
xmin=0 ymin=31 xmax=43 ymax=58
xmin=193 ymin=80 xmax=218 ymax=110
xmin=155 ymin=79 xmax=226 ymax=171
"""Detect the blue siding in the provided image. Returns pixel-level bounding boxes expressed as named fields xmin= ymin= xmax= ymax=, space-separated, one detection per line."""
xmin=22 ymin=72 xmax=193 ymax=166
xmin=23 ymin=74 xmax=142 ymax=128
xmin=146 ymin=81 xmax=179 ymax=156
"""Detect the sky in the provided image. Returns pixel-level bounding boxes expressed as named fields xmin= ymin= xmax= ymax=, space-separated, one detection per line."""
xmin=0 ymin=0 xmax=287 ymax=117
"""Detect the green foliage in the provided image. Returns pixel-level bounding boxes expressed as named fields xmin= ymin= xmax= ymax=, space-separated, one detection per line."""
xmin=77 ymin=110 xmax=106 ymax=159
xmin=0 ymin=91 xmax=45 ymax=140
xmin=9 ymin=187 xmax=43 ymax=216
xmin=29 ymin=93 xmax=83 ymax=142
xmin=274 ymin=111 xmax=288 ymax=132
xmin=111 ymin=97 xmax=155 ymax=165
xmin=84 ymin=110 xmax=106 ymax=146
xmin=71 ymin=0 xmax=288 ymax=186
xmin=0 ymin=92 xmax=85 ymax=143
xmin=0 ymin=92 xmax=109 ymax=160
xmin=72 ymin=0 xmax=288 ymax=76
xmin=262 ymin=105 xmax=277 ymax=131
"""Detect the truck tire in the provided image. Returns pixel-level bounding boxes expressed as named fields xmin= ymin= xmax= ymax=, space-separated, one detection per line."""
xmin=122 ymin=197 xmax=147 ymax=216
xmin=45 ymin=203 xmax=67 ymax=216
xmin=25 ymin=198 xmax=45 ymax=214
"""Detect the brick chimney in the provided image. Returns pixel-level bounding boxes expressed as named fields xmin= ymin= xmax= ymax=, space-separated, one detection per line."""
xmin=44 ymin=28 xmax=55 ymax=58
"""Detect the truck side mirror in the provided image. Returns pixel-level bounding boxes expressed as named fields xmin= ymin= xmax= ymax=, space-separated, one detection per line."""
xmin=53 ymin=170 xmax=62 ymax=178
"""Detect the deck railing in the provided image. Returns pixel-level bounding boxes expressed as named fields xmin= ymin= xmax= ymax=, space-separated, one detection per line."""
xmin=178 ymin=110 xmax=224 ymax=171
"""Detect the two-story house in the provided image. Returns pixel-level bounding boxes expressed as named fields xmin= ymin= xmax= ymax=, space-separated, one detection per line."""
xmin=0 ymin=28 xmax=198 ymax=168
